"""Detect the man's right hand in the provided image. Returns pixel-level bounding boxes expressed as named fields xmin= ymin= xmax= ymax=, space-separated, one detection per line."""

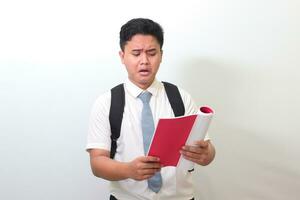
xmin=88 ymin=149 xmax=162 ymax=181
xmin=127 ymin=156 xmax=162 ymax=181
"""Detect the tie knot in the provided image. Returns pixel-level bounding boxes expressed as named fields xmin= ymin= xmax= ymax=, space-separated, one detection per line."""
xmin=138 ymin=91 xmax=152 ymax=104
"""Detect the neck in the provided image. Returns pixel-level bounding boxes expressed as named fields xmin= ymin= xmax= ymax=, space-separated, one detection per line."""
xmin=129 ymin=79 xmax=155 ymax=90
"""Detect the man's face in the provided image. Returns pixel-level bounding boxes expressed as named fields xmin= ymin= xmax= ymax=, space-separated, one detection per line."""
xmin=119 ymin=34 xmax=162 ymax=89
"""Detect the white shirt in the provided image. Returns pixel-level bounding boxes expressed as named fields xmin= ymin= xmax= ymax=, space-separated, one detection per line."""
xmin=86 ymin=79 xmax=199 ymax=200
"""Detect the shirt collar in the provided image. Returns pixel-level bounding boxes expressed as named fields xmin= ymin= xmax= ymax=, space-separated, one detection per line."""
xmin=124 ymin=78 xmax=163 ymax=98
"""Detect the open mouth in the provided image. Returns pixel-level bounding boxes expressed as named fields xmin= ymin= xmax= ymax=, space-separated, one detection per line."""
xmin=139 ymin=69 xmax=151 ymax=76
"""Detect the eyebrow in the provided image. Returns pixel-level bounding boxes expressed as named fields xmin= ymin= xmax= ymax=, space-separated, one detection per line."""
xmin=131 ymin=48 xmax=157 ymax=53
xmin=146 ymin=49 xmax=157 ymax=53
xmin=131 ymin=49 xmax=142 ymax=52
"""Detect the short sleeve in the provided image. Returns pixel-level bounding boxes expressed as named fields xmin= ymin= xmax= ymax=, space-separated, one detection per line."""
xmin=86 ymin=91 xmax=112 ymax=151
xmin=178 ymin=87 xmax=198 ymax=115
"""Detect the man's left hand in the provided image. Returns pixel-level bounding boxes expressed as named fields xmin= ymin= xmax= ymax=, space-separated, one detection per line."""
xmin=180 ymin=140 xmax=215 ymax=166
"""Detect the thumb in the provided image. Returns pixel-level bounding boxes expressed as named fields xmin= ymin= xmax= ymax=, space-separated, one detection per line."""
xmin=197 ymin=140 xmax=209 ymax=148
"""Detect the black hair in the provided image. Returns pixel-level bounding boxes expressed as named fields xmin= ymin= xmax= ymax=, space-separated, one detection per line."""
xmin=119 ymin=18 xmax=164 ymax=51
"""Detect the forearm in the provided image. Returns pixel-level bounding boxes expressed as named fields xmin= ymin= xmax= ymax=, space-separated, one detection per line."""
xmin=90 ymin=155 xmax=130 ymax=181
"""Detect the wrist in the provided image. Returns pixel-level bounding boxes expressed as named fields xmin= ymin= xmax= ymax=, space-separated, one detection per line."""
xmin=120 ymin=162 xmax=132 ymax=179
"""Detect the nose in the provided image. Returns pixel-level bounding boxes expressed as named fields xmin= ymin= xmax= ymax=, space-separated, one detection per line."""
xmin=140 ymin=53 xmax=149 ymax=65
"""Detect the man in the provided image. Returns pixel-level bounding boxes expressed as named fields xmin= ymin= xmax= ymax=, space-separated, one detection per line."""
xmin=86 ymin=18 xmax=215 ymax=200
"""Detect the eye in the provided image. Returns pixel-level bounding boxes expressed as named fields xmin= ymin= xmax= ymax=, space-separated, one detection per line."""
xmin=131 ymin=51 xmax=140 ymax=56
xmin=147 ymin=50 xmax=157 ymax=56
xmin=148 ymin=52 xmax=156 ymax=56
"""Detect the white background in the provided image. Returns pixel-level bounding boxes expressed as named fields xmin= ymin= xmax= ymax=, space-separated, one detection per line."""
xmin=1 ymin=0 xmax=299 ymax=199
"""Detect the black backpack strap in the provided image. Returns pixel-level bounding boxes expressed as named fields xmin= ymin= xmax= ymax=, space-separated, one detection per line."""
xmin=109 ymin=84 xmax=125 ymax=158
xmin=162 ymin=81 xmax=185 ymax=117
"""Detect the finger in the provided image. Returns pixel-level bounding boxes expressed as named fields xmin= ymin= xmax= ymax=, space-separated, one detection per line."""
xmin=182 ymin=154 xmax=205 ymax=164
xmin=193 ymin=140 xmax=209 ymax=148
xmin=138 ymin=168 xmax=160 ymax=177
xmin=142 ymin=156 xmax=160 ymax=163
xmin=180 ymin=149 xmax=203 ymax=159
xmin=135 ymin=174 xmax=154 ymax=181
xmin=144 ymin=162 xmax=162 ymax=169
xmin=141 ymin=174 xmax=154 ymax=180
xmin=138 ymin=173 xmax=157 ymax=180
xmin=182 ymin=145 xmax=206 ymax=154
xmin=144 ymin=168 xmax=161 ymax=174
xmin=137 ymin=161 xmax=161 ymax=170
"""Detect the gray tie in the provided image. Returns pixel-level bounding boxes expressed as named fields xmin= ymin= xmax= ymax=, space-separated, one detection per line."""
xmin=138 ymin=91 xmax=162 ymax=193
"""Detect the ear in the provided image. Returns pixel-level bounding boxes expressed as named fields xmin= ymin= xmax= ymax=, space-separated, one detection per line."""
xmin=119 ymin=50 xmax=125 ymax=64
xmin=160 ymin=49 xmax=163 ymax=63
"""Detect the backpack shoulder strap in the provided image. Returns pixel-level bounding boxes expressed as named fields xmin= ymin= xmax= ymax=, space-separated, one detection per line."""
xmin=109 ymin=83 xmax=125 ymax=158
xmin=162 ymin=81 xmax=185 ymax=117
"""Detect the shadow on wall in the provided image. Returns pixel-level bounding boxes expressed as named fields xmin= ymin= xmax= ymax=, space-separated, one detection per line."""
xmin=175 ymin=58 xmax=300 ymax=200
xmin=195 ymin=122 xmax=300 ymax=200
xmin=175 ymin=57 xmax=244 ymax=121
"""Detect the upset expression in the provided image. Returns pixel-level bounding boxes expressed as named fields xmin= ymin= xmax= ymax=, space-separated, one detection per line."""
xmin=119 ymin=34 xmax=162 ymax=89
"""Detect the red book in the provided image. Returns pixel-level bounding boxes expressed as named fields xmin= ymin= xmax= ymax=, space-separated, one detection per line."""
xmin=147 ymin=106 xmax=214 ymax=168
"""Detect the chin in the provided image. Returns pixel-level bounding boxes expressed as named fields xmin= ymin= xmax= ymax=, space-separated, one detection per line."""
xmin=137 ymin=80 xmax=152 ymax=88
